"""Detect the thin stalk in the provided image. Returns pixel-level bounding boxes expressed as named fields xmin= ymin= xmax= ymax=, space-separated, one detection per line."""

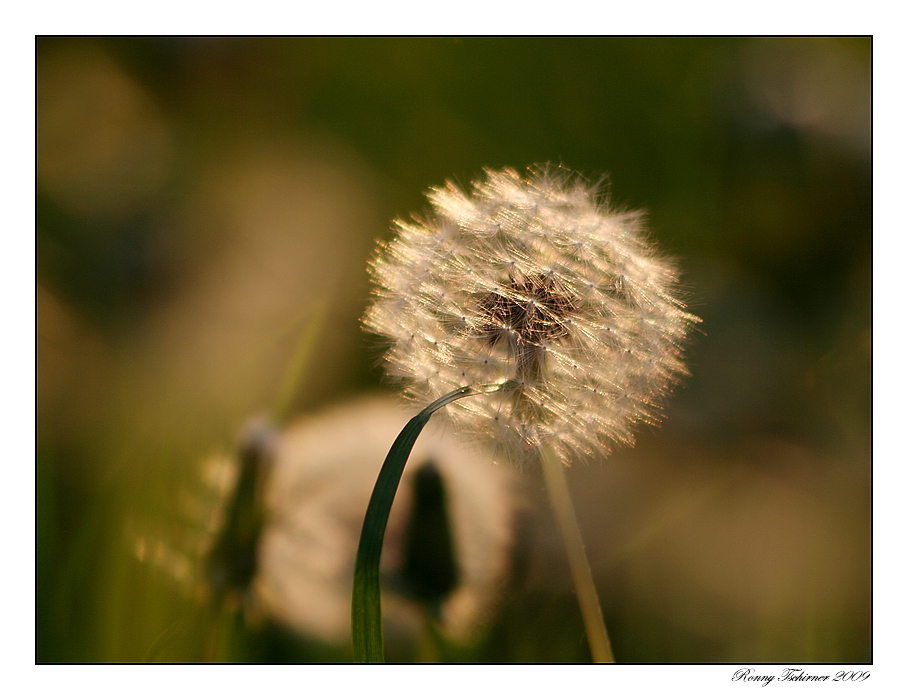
xmin=540 ymin=445 xmax=614 ymax=663
xmin=271 ymin=300 xmax=326 ymax=425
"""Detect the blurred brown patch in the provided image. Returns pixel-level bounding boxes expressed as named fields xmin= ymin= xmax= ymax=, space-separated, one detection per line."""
xmin=568 ymin=436 xmax=869 ymax=661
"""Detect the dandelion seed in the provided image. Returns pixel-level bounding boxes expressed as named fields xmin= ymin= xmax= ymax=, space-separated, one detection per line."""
xmin=364 ymin=166 xmax=700 ymax=464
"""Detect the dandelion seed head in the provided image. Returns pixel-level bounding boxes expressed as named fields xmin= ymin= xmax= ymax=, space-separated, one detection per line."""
xmin=364 ymin=166 xmax=700 ymax=463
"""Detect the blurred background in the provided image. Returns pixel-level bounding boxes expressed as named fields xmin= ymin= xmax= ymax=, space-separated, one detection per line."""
xmin=37 ymin=37 xmax=870 ymax=663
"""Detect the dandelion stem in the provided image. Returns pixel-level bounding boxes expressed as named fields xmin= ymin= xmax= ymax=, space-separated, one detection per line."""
xmin=352 ymin=385 xmax=474 ymax=663
xmin=540 ymin=445 xmax=615 ymax=663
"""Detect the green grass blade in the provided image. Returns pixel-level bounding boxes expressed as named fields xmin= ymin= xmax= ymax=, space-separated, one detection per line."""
xmin=351 ymin=386 xmax=473 ymax=663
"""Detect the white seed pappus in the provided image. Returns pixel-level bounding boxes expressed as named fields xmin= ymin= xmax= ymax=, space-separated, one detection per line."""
xmin=364 ymin=167 xmax=700 ymax=464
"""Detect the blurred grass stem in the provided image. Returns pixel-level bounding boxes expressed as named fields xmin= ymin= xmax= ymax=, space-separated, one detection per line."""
xmin=541 ymin=445 xmax=614 ymax=663
xmin=271 ymin=300 xmax=327 ymax=425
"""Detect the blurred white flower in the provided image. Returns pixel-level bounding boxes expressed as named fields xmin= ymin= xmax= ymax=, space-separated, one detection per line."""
xmin=135 ymin=397 xmax=516 ymax=652
xmin=364 ymin=166 xmax=699 ymax=463
xmin=254 ymin=396 xmax=515 ymax=647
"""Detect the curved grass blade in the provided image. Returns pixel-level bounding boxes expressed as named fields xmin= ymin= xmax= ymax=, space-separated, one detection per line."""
xmin=351 ymin=386 xmax=473 ymax=663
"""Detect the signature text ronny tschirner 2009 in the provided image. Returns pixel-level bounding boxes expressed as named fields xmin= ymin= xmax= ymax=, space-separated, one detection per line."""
xmin=731 ymin=668 xmax=870 ymax=686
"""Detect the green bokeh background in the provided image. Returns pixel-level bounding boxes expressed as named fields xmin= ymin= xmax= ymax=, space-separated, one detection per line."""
xmin=37 ymin=37 xmax=870 ymax=663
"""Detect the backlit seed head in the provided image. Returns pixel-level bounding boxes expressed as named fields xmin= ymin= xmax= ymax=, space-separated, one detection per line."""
xmin=364 ymin=166 xmax=700 ymax=463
